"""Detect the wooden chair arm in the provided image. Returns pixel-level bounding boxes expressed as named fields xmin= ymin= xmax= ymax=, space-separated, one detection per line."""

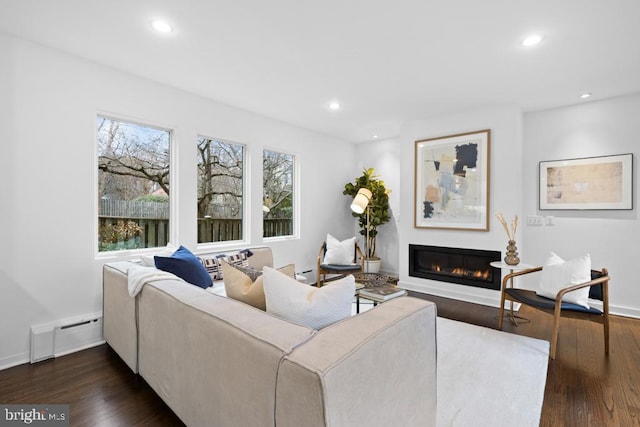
xmin=317 ymin=241 xmax=326 ymax=262
xmin=503 ymin=265 xmax=610 ymax=302
xmin=356 ymin=243 xmax=365 ymax=270
xmin=317 ymin=241 xmax=326 ymax=272
xmin=555 ymin=274 xmax=609 ymax=301
xmin=502 ymin=266 xmax=543 ymax=289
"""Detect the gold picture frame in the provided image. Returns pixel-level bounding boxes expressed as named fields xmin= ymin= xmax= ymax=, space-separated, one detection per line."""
xmin=414 ymin=129 xmax=490 ymax=231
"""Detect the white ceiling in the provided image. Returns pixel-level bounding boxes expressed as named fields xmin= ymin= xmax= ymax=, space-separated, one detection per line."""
xmin=2 ymin=0 xmax=640 ymax=142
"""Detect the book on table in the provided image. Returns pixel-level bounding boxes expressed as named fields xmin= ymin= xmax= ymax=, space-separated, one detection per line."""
xmin=358 ymin=285 xmax=406 ymax=301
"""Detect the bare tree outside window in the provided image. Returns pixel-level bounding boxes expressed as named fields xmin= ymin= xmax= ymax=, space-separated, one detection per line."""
xmin=197 ymin=136 xmax=245 ymax=243
xmin=97 ymin=116 xmax=171 ymax=252
xmin=263 ymin=149 xmax=295 ymax=238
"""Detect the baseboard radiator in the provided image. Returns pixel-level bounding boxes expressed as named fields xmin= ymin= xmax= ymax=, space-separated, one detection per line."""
xmin=30 ymin=312 xmax=104 ymax=363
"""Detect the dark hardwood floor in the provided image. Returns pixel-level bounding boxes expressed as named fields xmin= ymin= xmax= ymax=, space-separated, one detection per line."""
xmin=1 ymin=293 xmax=639 ymax=426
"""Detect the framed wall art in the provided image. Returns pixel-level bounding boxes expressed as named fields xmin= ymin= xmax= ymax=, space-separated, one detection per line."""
xmin=539 ymin=153 xmax=633 ymax=210
xmin=414 ymin=129 xmax=490 ymax=230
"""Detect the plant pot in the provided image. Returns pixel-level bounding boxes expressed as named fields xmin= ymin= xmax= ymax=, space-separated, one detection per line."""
xmin=364 ymin=258 xmax=381 ymax=274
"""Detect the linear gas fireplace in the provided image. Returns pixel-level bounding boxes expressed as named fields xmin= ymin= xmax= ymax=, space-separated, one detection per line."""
xmin=409 ymin=244 xmax=501 ymax=290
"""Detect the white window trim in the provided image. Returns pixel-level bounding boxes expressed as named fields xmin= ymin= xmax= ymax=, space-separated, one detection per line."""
xmin=195 ymin=135 xmax=250 ymax=250
xmin=263 ymin=147 xmax=299 ymax=242
xmin=94 ymin=112 xmax=176 ymax=260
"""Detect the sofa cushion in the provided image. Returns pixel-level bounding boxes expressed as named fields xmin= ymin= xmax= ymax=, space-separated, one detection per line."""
xmin=155 ymin=245 xmax=212 ymax=289
xmin=199 ymin=250 xmax=251 ymax=280
xmin=323 ymin=234 xmax=357 ymax=265
xmin=221 ymin=261 xmax=295 ymax=310
xmin=535 ymin=252 xmax=591 ymax=308
xmin=263 ymin=267 xmax=355 ymax=329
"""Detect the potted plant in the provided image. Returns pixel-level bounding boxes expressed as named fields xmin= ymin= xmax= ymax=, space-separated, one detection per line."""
xmin=343 ymin=168 xmax=391 ymax=273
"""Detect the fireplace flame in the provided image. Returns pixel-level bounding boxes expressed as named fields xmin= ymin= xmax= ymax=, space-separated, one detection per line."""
xmin=431 ymin=265 xmax=490 ymax=280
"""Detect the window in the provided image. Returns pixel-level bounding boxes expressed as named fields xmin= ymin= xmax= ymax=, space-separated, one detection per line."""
xmin=97 ymin=115 xmax=171 ymax=252
xmin=197 ymin=136 xmax=245 ymax=243
xmin=263 ymin=149 xmax=295 ymax=238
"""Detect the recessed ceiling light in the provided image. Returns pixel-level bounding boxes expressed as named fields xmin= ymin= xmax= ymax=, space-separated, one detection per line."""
xmin=580 ymin=93 xmax=592 ymax=99
xmin=522 ymin=34 xmax=543 ymax=47
xmin=328 ymin=101 xmax=341 ymax=110
xmin=152 ymin=20 xmax=173 ymax=33
xmin=373 ymin=135 xmax=379 ymax=139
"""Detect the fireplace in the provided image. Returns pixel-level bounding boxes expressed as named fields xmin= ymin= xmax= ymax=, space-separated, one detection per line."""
xmin=409 ymin=244 xmax=501 ymax=290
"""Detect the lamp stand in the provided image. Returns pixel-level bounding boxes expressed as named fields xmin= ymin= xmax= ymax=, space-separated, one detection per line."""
xmin=364 ymin=205 xmax=370 ymax=273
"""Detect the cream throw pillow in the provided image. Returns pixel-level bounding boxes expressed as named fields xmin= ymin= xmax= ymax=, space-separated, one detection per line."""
xmin=221 ymin=261 xmax=295 ymax=311
xmin=263 ymin=267 xmax=355 ymax=329
xmin=536 ymin=252 xmax=591 ymax=308
xmin=140 ymin=243 xmax=177 ymax=267
xmin=323 ymin=234 xmax=356 ymax=265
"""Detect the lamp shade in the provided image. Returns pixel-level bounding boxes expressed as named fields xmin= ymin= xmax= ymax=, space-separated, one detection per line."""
xmin=350 ymin=188 xmax=372 ymax=214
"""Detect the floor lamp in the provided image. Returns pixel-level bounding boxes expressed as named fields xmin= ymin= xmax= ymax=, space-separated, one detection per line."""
xmin=350 ymin=188 xmax=372 ymax=273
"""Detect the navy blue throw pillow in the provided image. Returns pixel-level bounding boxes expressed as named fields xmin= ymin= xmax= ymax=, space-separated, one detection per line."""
xmin=155 ymin=245 xmax=212 ymax=289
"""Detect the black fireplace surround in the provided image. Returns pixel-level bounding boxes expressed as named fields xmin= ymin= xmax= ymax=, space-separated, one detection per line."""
xmin=409 ymin=244 xmax=501 ymax=290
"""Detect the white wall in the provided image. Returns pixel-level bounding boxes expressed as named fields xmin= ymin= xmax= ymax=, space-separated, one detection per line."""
xmin=397 ymin=106 xmax=525 ymax=307
xmin=522 ymin=93 xmax=640 ymax=317
xmin=0 ymin=34 xmax=356 ymax=368
xmin=353 ymin=138 xmax=401 ymax=275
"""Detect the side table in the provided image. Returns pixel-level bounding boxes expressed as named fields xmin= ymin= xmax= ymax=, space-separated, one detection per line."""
xmin=490 ymin=261 xmax=535 ymax=326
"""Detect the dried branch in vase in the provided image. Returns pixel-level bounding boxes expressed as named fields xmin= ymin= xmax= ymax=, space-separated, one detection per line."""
xmin=496 ymin=213 xmax=518 ymax=241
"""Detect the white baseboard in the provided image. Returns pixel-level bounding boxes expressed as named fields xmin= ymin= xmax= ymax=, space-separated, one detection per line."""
xmin=400 ymin=280 xmax=501 ymax=308
xmin=400 ymin=280 xmax=640 ymax=319
xmin=0 ymin=353 xmax=29 ymax=371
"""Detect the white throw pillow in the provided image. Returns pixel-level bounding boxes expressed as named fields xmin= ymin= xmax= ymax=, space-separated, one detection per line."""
xmin=263 ymin=267 xmax=355 ymax=329
xmin=140 ymin=242 xmax=177 ymax=267
xmin=536 ymin=252 xmax=592 ymax=308
xmin=323 ymin=234 xmax=356 ymax=265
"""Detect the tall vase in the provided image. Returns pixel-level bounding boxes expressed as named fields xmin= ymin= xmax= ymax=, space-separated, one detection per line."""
xmin=504 ymin=240 xmax=520 ymax=265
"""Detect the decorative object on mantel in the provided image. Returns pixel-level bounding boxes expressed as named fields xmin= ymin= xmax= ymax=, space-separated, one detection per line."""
xmin=344 ymin=168 xmax=391 ymax=273
xmin=496 ymin=213 xmax=520 ymax=265
xmin=414 ymin=129 xmax=491 ymax=231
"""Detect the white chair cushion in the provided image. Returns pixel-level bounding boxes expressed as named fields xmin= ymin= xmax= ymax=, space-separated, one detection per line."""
xmin=263 ymin=267 xmax=355 ymax=329
xmin=323 ymin=234 xmax=356 ymax=265
xmin=536 ymin=252 xmax=591 ymax=308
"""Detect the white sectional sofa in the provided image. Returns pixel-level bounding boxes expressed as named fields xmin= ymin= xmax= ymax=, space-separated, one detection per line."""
xmin=102 ymin=247 xmax=438 ymax=427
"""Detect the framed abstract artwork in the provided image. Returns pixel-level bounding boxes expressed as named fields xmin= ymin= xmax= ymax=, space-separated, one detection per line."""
xmin=539 ymin=153 xmax=633 ymax=210
xmin=414 ymin=129 xmax=490 ymax=230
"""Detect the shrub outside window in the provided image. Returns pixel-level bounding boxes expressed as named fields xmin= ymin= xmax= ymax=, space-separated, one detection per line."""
xmin=263 ymin=149 xmax=295 ymax=238
xmin=97 ymin=116 xmax=171 ymax=252
xmin=197 ymin=136 xmax=245 ymax=243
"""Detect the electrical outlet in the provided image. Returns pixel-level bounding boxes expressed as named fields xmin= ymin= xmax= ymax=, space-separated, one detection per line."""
xmin=527 ymin=215 xmax=544 ymax=226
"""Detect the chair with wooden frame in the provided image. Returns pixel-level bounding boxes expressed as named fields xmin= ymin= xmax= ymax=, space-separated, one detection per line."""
xmin=498 ymin=266 xmax=610 ymax=360
xmin=316 ymin=241 xmax=364 ymax=287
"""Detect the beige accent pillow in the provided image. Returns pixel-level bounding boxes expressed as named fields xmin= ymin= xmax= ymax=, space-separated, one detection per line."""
xmin=221 ymin=261 xmax=295 ymax=310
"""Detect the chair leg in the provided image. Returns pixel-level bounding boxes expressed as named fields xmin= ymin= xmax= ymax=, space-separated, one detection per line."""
xmin=603 ymin=280 xmax=610 ymax=355
xmin=550 ymin=303 xmax=563 ymax=360
xmin=498 ymin=290 xmax=506 ymax=330
xmin=603 ymin=312 xmax=610 ymax=354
